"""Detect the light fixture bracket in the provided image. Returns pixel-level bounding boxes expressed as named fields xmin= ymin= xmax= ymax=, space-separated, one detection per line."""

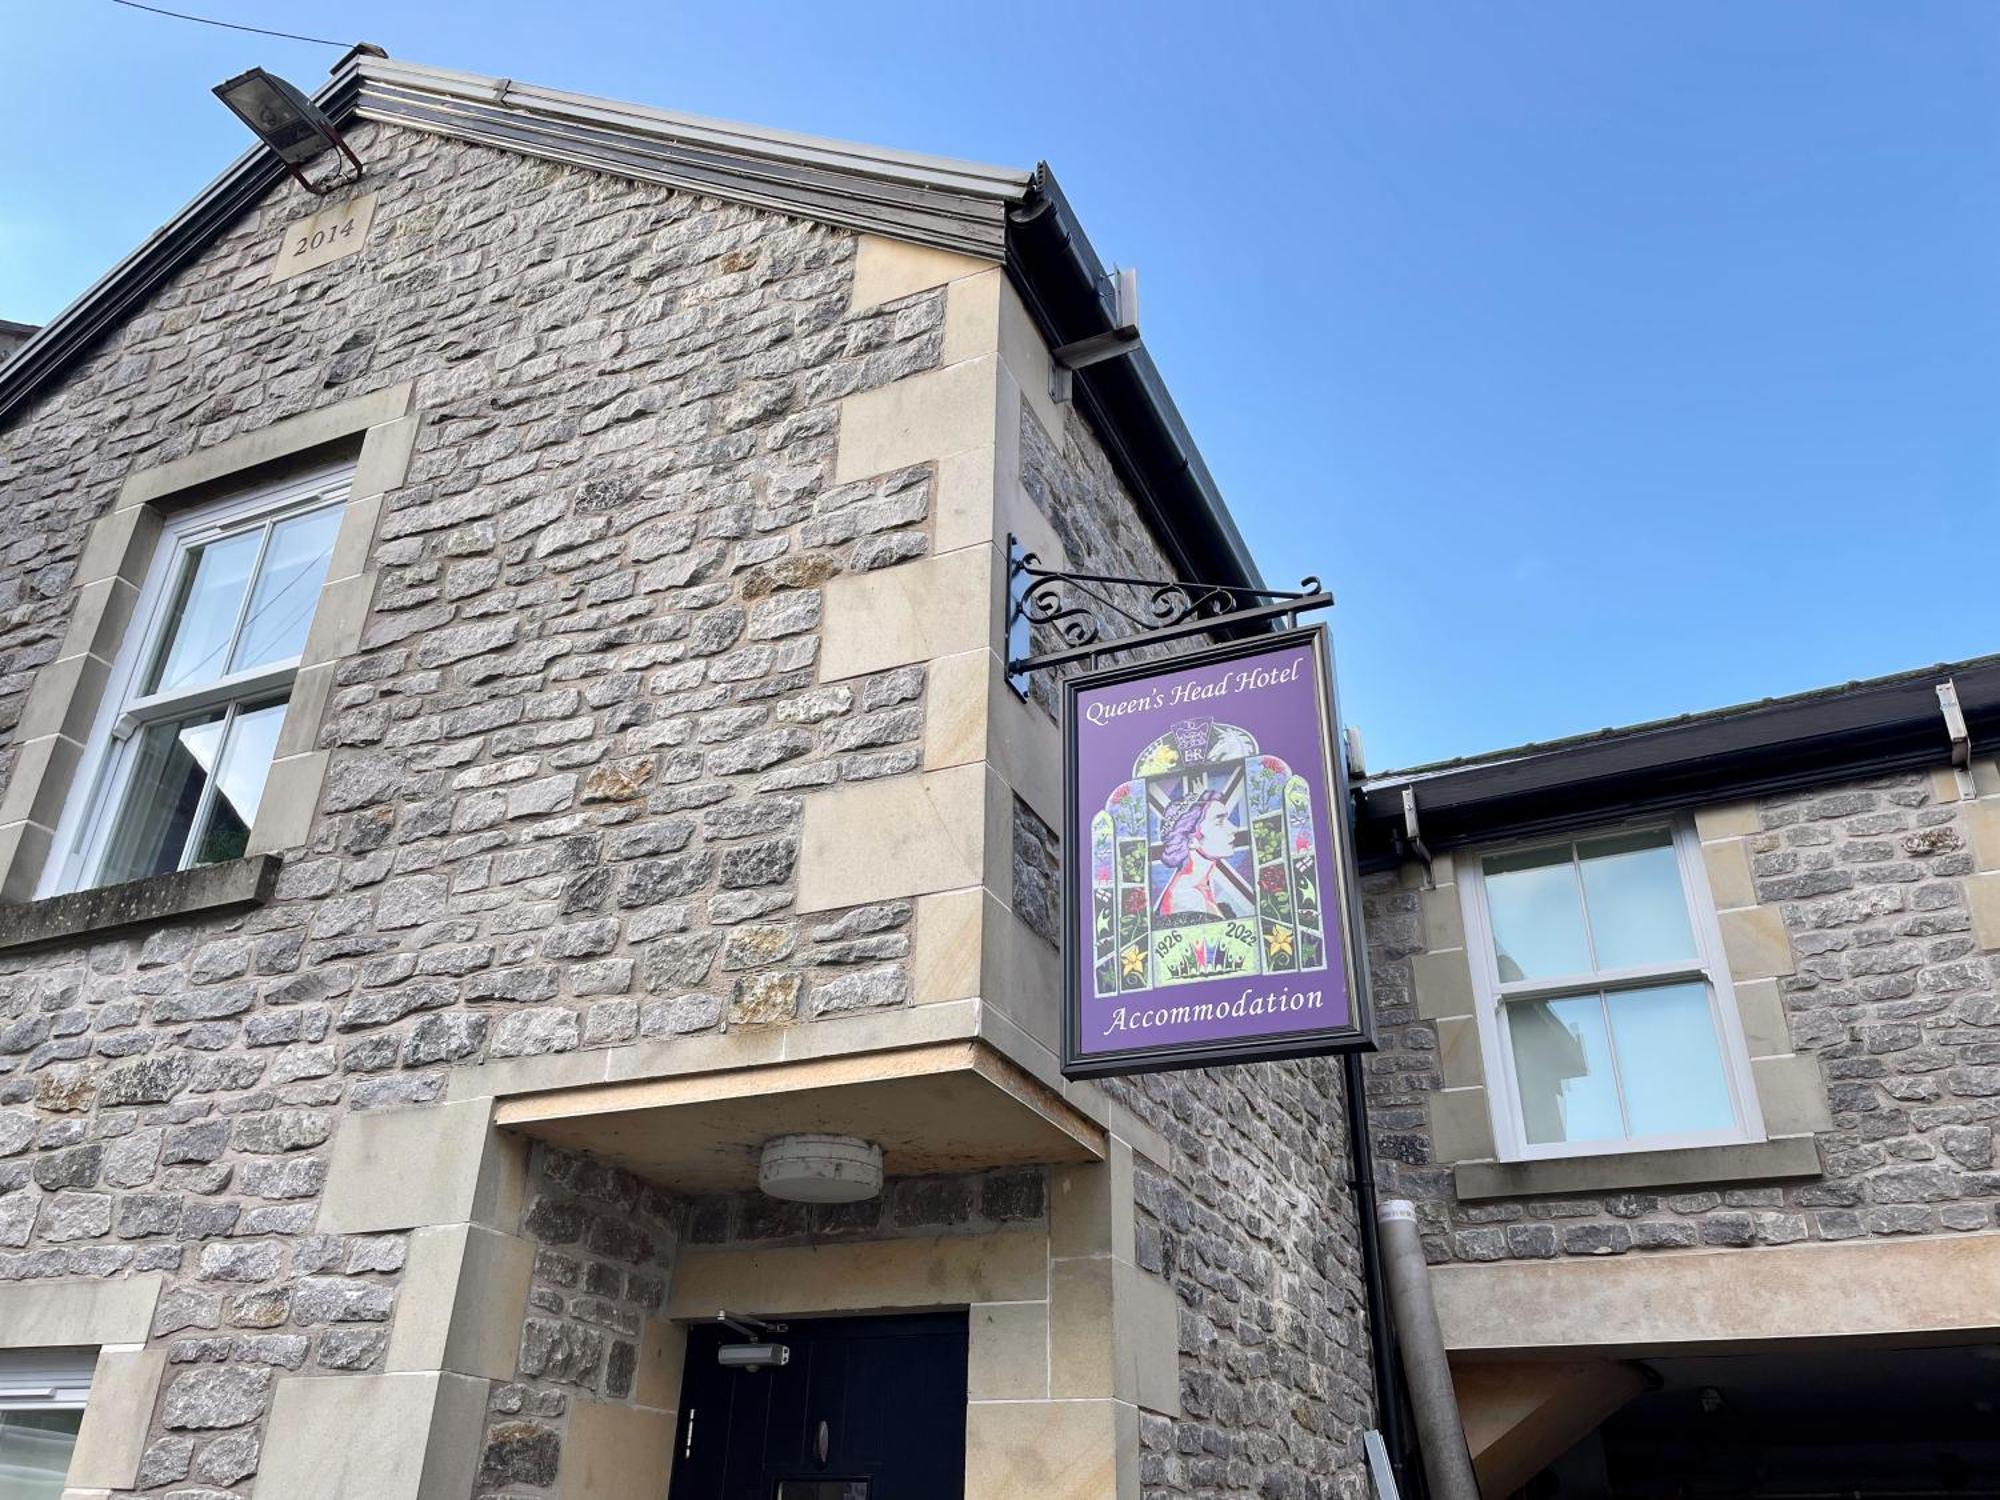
xmin=213 ymin=66 xmax=363 ymax=196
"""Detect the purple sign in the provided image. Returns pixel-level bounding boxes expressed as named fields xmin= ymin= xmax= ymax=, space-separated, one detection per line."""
xmin=1061 ymin=626 xmax=1369 ymax=1077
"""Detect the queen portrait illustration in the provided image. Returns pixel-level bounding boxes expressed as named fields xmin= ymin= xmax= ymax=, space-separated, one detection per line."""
xmin=1153 ymin=788 xmax=1256 ymax=920
xmin=1088 ymin=715 xmax=1329 ymax=997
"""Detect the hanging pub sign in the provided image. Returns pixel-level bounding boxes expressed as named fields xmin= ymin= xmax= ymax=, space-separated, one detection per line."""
xmin=1061 ymin=625 xmax=1370 ymax=1078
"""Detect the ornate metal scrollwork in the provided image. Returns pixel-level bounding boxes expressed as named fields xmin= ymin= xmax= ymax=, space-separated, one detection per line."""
xmin=1005 ymin=536 xmax=1331 ymax=682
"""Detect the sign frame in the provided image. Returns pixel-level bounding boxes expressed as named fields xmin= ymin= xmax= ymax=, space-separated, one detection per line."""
xmin=1059 ymin=624 xmax=1373 ymax=1079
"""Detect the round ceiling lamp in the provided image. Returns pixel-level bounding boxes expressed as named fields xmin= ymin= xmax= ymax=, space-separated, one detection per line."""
xmin=757 ymin=1134 xmax=884 ymax=1204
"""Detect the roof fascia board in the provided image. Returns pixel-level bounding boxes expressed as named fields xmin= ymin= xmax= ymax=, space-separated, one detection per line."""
xmin=357 ymin=81 xmax=1010 ymax=256
xmin=1355 ymin=659 xmax=2000 ymax=859
xmin=1005 ymin=166 xmax=1264 ymax=592
xmin=358 ymin=58 xmax=1031 ymax=202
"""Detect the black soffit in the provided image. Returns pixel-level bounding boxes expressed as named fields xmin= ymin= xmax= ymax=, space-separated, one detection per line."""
xmin=1352 ymin=654 xmax=2000 ymax=866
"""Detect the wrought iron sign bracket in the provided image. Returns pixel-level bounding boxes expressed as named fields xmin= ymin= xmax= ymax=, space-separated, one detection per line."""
xmin=1004 ymin=534 xmax=1332 ymax=696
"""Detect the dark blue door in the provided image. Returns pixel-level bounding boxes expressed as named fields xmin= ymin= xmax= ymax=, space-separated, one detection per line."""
xmin=668 ymin=1311 xmax=968 ymax=1500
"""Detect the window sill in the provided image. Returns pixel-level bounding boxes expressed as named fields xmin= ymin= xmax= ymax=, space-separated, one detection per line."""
xmin=0 ymin=855 xmax=282 ymax=953
xmin=1452 ymin=1134 xmax=1822 ymax=1202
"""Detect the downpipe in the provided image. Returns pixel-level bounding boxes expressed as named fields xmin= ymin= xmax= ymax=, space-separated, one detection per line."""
xmin=1378 ymin=1199 xmax=1482 ymax=1500
xmin=1344 ymin=1051 xmax=1416 ymax=1496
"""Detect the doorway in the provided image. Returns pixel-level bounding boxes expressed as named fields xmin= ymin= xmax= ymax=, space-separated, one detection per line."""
xmin=668 ymin=1311 xmax=970 ymax=1500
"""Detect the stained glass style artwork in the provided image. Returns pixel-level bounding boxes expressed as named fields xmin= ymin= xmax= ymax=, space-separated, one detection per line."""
xmin=1089 ymin=715 xmax=1328 ymax=999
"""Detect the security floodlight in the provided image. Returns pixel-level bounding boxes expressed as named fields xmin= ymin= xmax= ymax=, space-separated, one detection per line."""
xmin=212 ymin=67 xmax=361 ymax=194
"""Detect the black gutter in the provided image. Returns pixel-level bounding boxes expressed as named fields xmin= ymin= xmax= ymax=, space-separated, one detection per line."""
xmin=1353 ymin=655 xmax=2000 ymax=867
xmin=0 ymin=65 xmax=365 ymax=433
xmin=1005 ymin=165 xmax=1264 ymax=593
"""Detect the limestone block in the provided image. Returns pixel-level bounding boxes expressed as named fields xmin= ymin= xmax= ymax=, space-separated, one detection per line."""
xmin=634 ymin=1317 xmax=686 ymax=1412
xmin=0 ymin=821 xmax=53 ymax=903
xmin=15 ymin=652 xmax=110 ymax=747
xmin=1430 ymin=1086 xmax=1497 ymax=1165
xmin=1049 ymin=1255 xmax=1117 ymax=1397
xmin=386 ymin=1223 xmax=535 ymax=1379
xmin=1436 ymin=1014 xmax=1488 ymax=1090
xmin=965 ymin=1398 xmax=1135 ymax=1500
xmin=969 ymin=1301 xmax=1049 ymax=1399
xmin=977 ymin=902 xmax=1063 ymax=1050
xmin=1718 ymin=905 xmax=1796 ymax=979
xmin=0 ymin=734 xmax=81 ymax=831
xmin=1049 ymin=1257 xmax=1180 ymax=1414
xmin=796 ymin=764 xmax=991 ymax=912
xmin=1049 ymin=1137 xmax=1135 ymax=1262
xmin=325 ymin=492 xmax=385 ymax=584
xmin=559 ymin=1399 xmax=676 ymax=1499
xmin=318 ymin=1098 xmax=524 ymax=1234
xmin=74 ymin=503 xmax=161 ymax=588
xmin=1432 ymin=1234 xmax=2000 ymax=1355
xmin=848 ymin=235 xmax=995 ymax=312
xmin=834 ymin=356 xmax=998 ymax=484
xmin=56 ymin=576 xmax=139 ymax=662
xmin=254 ymin=1371 xmax=486 ymax=1500
xmin=914 ymin=886 xmax=985 ymax=1004
xmin=1751 ymin=1052 xmax=1833 ymax=1135
xmin=1411 ymin=948 xmax=1477 ymax=1020
xmin=1700 ymin=838 xmax=1757 ymax=910
xmin=64 ymin=1347 xmax=166 ymax=1489
xmin=667 ymin=1230 xmax=1048 ymax=1317
xmin=935 ymin=443 xmax=1001 ymax=554
xmin=1693 ymin=802 xmax=1759 ymax=840
xmin=299 ymin=571 xmax=376 ymax=668
xmin=243 ymin=751 xmax=328 ymax=856
xmin=922 ymin=648 xmax=992 ymax=771
xmin=942 ymin=267 xmax=1004 ymax=365
xmin=273 ymin=663 xmax=337 ymax=762
xmin=1970 ymin=801 xmax=2000 ymax=872
xmin=0 ymin=1274 xmax=160 ymax=1348
xmin=820 ymin=545 xmax=993 ymax=682
xmin=1970 ymin=870 xmax=2000 ymax=951
xmin=352 ymin=414 xmax=421 ymax=502
xmin=1420 ymin=881 xmax=1464 ymax=953
xmin=1732 ymin=977 xmax=1791 ymax=1059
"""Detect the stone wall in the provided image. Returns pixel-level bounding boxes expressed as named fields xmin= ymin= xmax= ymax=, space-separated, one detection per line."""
xmin=1014 ymin=400 xmax=1375 ymax=1499
xmin=478 ymin=1145 xmax=678 ymax=1499
xmin=1364 ymin=767 xmax=2000 ymax=1263
xmin=0 ymin=115 xmax=959 ymax=1495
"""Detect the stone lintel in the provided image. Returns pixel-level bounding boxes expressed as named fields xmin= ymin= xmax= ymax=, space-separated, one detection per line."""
xmin=1433 ymin=1233 xmax=2000 ymax=1355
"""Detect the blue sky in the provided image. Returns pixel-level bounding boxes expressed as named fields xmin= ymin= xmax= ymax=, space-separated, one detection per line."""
xmin=4 ymin=3 xmax=1995 ymax=768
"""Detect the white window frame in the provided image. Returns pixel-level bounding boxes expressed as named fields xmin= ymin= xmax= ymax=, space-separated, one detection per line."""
xmin=1459 ymin=815 xmax=1766 ymax=1161
xmin=0 ymin=1345 xmax=93 ymax=1497
xmin=38 ymin=463 xmax=353 ymax=898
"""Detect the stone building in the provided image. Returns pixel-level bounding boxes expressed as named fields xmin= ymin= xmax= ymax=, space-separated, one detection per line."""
xmin=1352 ymin=657 xmax=2000 ymax=1495
xmin=0 ymin=49 xmax=1372 ymax=1500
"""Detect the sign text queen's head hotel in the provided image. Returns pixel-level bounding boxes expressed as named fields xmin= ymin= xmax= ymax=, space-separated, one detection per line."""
xmin=1059 ymin=625 xmax=1370 ymax=1078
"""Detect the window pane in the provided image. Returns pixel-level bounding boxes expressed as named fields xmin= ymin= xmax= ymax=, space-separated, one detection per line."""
xmin=191 ymin=700 xmax=288 ymax=867
xmin=96 ymin=711 xmax=227 ymax=885
xmin=1509 ymin=994 xmax=1623 ymax=1146
xmin=146 ymin=529 xmax=261 ymax=694
xmin=1483 ymin=844 xmax=1590 ymax=981
xmin=1578 ymin=829 xmax=1696 ymax=971
xmin=1607 ymin=982 xmax=1736 ymax=1138
xmin=0 ymin=1408 xmax=84 ymax=1500
xmin=231 ymin=506 xmax=340 ymax=673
